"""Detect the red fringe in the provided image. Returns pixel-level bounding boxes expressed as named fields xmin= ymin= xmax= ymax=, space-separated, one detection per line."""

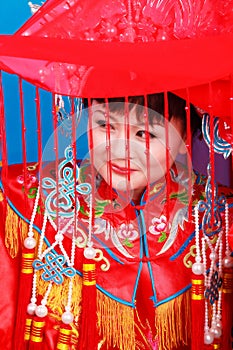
xmin=78 ymin=258 xmax=97 ymax=350
xmin=13 ymin=248 xmax=35 ymax=350
xmin=191 ymin=274 xmax=205 ymax=350
xmin=228 ymin=224 xmax=233 ymax=251
xmin=221 ymin=267 xmax=233 ymax=350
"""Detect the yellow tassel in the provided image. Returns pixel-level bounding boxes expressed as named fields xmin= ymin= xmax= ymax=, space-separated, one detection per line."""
xmin=4 ymin=204 xmax=38 ymax=258
xmin=37 ymin=273 xmax=82 ymax=318
xmin=156 ymin=290 xmax=191 ymax=350
xmin=19 ymin=218 xmax=30 ymax=244
xmin=97 ymin=291 xmax=135 ymax=350
xmin=0 ymin=189 xmax=4 ymax=201
xmin=5 ymin=204 xmax=20 ymax=258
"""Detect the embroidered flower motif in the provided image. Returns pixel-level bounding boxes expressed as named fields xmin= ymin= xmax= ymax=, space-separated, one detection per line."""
xmin=149 ymin=215 xmax=170 ymax=243
xmin=17 ymin=173 xmax=37 ymax=188
xmin=117 ymin=223 xmax=139 ymax=248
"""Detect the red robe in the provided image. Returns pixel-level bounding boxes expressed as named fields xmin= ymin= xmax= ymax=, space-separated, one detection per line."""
xmin=0 ymin=161 xmax=232 ymax=350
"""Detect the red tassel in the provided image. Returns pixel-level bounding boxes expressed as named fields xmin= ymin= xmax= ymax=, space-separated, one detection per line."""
xmin=228 ymin=224 xmax=233 ymax=251
xmin=29 ymin=316 xmax=46 ymax=349
xmin=221 ymin=267 xmax=233 ymax=350
xmin=56 ymin=323 xmax=72 ymax=350
xmin=13 ymin=248 xmax=35 ymax=350
xmin=78 ymin=258 xmax=97 ymax=350
xmin=191 ymin=274 xmax=205 ymax=350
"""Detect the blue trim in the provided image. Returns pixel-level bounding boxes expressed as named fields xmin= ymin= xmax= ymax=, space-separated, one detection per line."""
xmin=132 ymin=261 xmax=143 ymax=302
xmin=137 ymin=208 xmax=158 ymax=304
xmin=96 ymin=284 xmax=135 ymax=307
xmin=135 ymin=211 xmax=144 ymax=260
xmin=170 ymin=232 xmax=195 ymax=261
xmin=154 ymin=284 xmax=191 ymax=307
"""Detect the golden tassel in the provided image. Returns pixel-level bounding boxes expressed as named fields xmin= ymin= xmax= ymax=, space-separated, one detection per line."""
xmin=97 ymin=291 xmax=135 ymax=350
xmin=5 ymin=204 xmax=20 ymax=258
xmin=19 ymin=218 xmax=30 ymax=244
xmin=37 ymin=273 xmax=82 ymax=318
xmin=155 ymin=290 xmax=191 ymax=350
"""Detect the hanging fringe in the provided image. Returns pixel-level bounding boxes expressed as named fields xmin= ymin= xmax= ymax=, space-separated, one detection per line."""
xmin=97 ymin=291 xmax=135 ymax=350
xmin=78 ymin=259 xmax=97 ymax=350
xmin=221 ymin=268 xmax=233 ymax=350
xmin=4 ymin=204 xmax=37 ymax=258
xmin=156 ymin=290 xmax=191 ymax=350
xmin=37 ymin=273 xmax=82 ymax=318
xmin=191 ymin=275 xmax=205 ymax=350
xmin=5 ymin=204 xmax=20 ymax=258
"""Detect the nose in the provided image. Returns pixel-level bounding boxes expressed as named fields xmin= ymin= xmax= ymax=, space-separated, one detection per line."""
xmin=110 ymin=138 xmax=128 ymax=159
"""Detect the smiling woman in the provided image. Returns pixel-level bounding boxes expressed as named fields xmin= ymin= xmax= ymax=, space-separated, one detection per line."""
xmin=88 ymin=93 xmax=200 ymax=202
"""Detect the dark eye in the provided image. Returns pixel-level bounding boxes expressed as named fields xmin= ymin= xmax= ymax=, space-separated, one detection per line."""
xmin=136 ymin=130 xmax=156 ymax=139
xmin=96 ymin=120 xmax=106 ymax=128
xmin=96 ymin=120 xmax=115 ymax=130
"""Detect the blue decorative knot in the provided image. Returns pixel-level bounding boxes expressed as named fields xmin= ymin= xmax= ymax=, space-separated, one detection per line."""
xmin=33 ymin=252 xmax=76 ymax=285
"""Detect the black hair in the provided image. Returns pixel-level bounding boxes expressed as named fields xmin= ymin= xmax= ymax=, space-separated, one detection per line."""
xmin=84 ymin=92 xmax=201 ymax=135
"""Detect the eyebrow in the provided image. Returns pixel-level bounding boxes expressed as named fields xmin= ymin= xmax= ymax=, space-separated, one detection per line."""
xmin=93 ymin=109 xmax=119 ymax=123
xmin=93 ymin=109 xmax=165 ymax=129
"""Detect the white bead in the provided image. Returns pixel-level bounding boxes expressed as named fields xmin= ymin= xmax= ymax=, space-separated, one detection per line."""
xmin=195 ymin=256 xmax=201 ymax=263
xmin=192 ymin=262 xmax=204 ymax=275
xmin=27 ymin=303 xmax=37 ymax=315
xmin=55 ymin=233 xmax=64 ymax=242
xmin=211 ymin=326 xmax=222 ymax=338
xmin=216 ymin=319 xmax=222 ymax=329
xmin=204 ymin=331 xmax=214 ymax=345
xmin=35 ymin=305 xmax=48 ymax=318
xmin=24 ymin=237 xmax=37 ymax=249
xmin=209 ymin=251 xmax=217 ymax=261
xmin=222 ymin=256 xmax=233 ymax=268
xmin=84 ymin=246 xmax=96 ymax=259
xmin=61 ymin=311 xmax=74 ymax=324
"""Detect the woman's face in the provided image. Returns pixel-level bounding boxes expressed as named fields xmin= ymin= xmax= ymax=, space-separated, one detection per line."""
xmin=88 ymin=101 xmax=187 ymax=201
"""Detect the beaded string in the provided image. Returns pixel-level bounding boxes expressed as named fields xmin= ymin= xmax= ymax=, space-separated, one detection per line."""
xmin=185 ymin=88 xmax=192 ymax=221
xmin=202 ymin=236 xmax=214 ymax=345
xmin=194 ymin=202 xmax=226 ymax=345
xmin=85 ymin=97 xmax=96 ymax=259
xmin=208 ymin=82 xmax=215 ymax=227
xmin=84 ymin=193 xmax=96 ymax=259
xmin=24 ymin=185 xmax=40 ymax=250
xmin=143 ymin=94 xmax=151 ymax=242
xmin=124 ymin=96 xmax=131 ymax=231
xmin=192 ymin=205 xmax=204 ymax=275
xmin=19 ymin=77 xmax=28 ymax=215
xmin=164 ymin=91 xmax=171 ymax=233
